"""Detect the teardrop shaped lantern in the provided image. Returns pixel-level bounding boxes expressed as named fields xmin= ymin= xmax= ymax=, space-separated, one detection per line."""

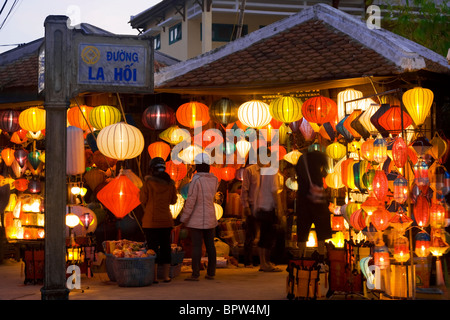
xmin=209 ymin=98 xmax=238 ymax=126
xmin=337 ymin=88 xmax=363 ymax=121
xmin=67 ymin=105 xmax=93 ymax=131
xmin=19 ymin=107 xmax=46 ymax=134
xmin=142 ymin=103 xmax=176 ymax=130
xmin=97 ymin=122 xmax=145 ymax=160
xmin=96 ymin=171 xmax=141 ymax=219
xmin=165 ymin=160 xmax=187 ymax=181
xmin=269 ymin=96 xmax=303 ymax=124
xmin=301 ymin=96 xmax=337 ymax=125
xmin=88 ymin=105 xmax=122 ymax=130
xmin=238 ymin=100 xmax=272 ymax=129
xmin=176 ymin=101 xmax=210 ymax=128
xmin=414 ymin=194 xmax=430 ymax=227
xmin=1 ymin=148 xmax=15 ymax=166
xmin=402 ymin=87 xmax=434 ymax=127
xmin=326 ymin=141 xmax=346 ymax=160
xmin=392 ymin=136 xmax=407 ymax=168
xmin=236 ymin=140 xmax=251 ymax=159
xmin=0 ymin=109 xmax=21 ymax=133
xmin=378 ymin=106 xmax=413 ymax=136
xmin=28 ymin=150 xmax=41 ymax=170
xmin=14 ymin=148 xmax=28 ymax=168
xmin=148 ymin=141 xmax=171 ymax=160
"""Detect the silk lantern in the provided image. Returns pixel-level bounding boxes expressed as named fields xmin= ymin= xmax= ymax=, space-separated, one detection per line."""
xmin=373 ymin=134 xmax=387 ymax=164
xmin=414 ymin=194 xmax=430 ymax=227
xmin=389 ymin=207 xmax=412 ymax=232
xmin=415 ymin=231 xmax=431 ymax=258
xmin=344 ymin=110 xmax=362 ymax=139
xmin=299 ymin=119 xmax=316 ymax=141
xmin=67 ymin=126 xmax=85 ymax=175
xmin=1 ymin=148 xmax=15 ymax=167
xmin=148 ymin=141 xmax=171 ymax=160
xmin=214 ymin=203 xmax=223 ymax=220
xmin=373 ymin=170 xmax=389 ymax=201
xmin=159 ymin=125 xmax=190 ymax=145
xmin=176 ymin=101 xmax=210 ymax=128
xmin=284 ymin=150 xmax=302 ymax=165
xmin=359 ymin=104 xmax=380 ymax=135
xmin=374 ymin=244 xmax=390 ymax=269
xmin=178 ymin=145 xmax=203 ymax=164
xmin=238 ymin=100 xmax=272 ymax=129
xmin=301 ymin=96 xmax=337 ymax=125
xmin=84 ymin=167 xmax=106 ymax=191
xmin=165 ymin=160 xmax=187 ymax=181
xmin=378 ymin=106 xmax=413 ymax=136
xmin=392 ymin=136 xmax=407 ymax=169
xmin=361 ymin=138 xmax=374 ymax=162
xmin=361 ymin=194 xmax=380 ymax=216
xmin=336 ymin=116 xmax=353 ymax=141
xmin=369 ymin=104 xmax=390 ymax=137
xmin=170 ymin=194 xmax=185 ymax=219
xmin=97 ymin=122 xmax=144 ymax=160
xmin=14 ymin=178 xmax=29 ymax=192
xmin=142 ymin=103 xmax=175 ymax=130
xmin=209 ymin=98 xmax=238 ymax=126
xmin=393 ymin=176 xmax=408 ymax=204
xmin=14 ymin=149 xmax=28 ymax=168
xmin=0 ymin=109 xmax=20 ymax=133
xmin=371 ymin=206 xmax=391 ymax=231
xmin=331 ymin=214 xmax=345 ymax=231
xmin=96 ymin=171 xmax=141 ymax=219
xmin=236 ymin=140 xmax=251 ymax=159
xmin=89 ymin=105 xmax=121 ymax=130
xmin=220 ymin=166 xmax=236 ymax=181
xmin=430 ymin=201 xmax=446 ymax=229
xmin=402 ymin=87 xmax=434 ymax=127
xmin=350 ymin=208 xmax=366 ymax=231
xmin=428 ymin=132 xmax=448 ymax=161
xmin=326 ymin=141 xmax=346 ymax=160
xmin=337 ymin=88 xmax=363 ymax=121
xmin=19 ymin=107 xmax=46 ymax=134
xmin=326 ymin=171 xmax=344 ymax=189
xmin=67 ymin=105 xmax=93 ymax=131
xmin=413 ymin=158 xmax=429 ymax=188
xmin=393 ymin=236 xmax=410 ymax=263
xmin=269 ymin=96 xmax=303 ymax=124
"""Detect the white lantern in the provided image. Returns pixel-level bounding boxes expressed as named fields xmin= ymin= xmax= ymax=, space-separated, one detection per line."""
xmin=67 ymin=126 xmax=85 ymax=175
xmin=97 ymin=122 xmax=145 ymax=160
xmin=237 ymin=100 xmax=272 ymax=129
xmin=214 ymin=203 xmax=223 ymax=220
xmin=337 ymin=88 xmax=363 ymax=121
xmin=236 ymin=140 xmax=251 ymax=159
xmin=170 ymin=194 xmax=185 ymax=219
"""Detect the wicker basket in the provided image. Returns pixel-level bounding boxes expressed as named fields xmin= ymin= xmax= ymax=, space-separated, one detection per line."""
xmin=113 ymin=255 xmax=156 ymax=287
xmin=105 ymin=254 xmax=116 ymax=282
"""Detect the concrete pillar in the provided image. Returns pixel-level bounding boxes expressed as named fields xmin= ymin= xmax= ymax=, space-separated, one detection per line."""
xmin=201 ymin=1 xmax=212 ymax=54
xmin=40 ymin=15 xmax=70 ymax=300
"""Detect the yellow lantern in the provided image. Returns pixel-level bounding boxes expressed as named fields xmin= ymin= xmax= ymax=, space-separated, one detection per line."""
xmin=326 ymin=141 xmax=347 ymax=160
xmin=214 ymin=203 xmax=223 ymax=220
xmin=328 ymin=231 xmax=345 ymax=248
xmin=170 ymin=194 xmax=185 ymax=219
xmin=337 ymin=88 xmax=363 ymax=121
xmin=306 ymin=224 xmax=318 ymax=248
xmin=96 ymin=122 xmax=145 ymax=160
xmin=285 ymin=177 xmax=298 ymax=191
xmin=428 ymin=132 xmax=448 ymax=161
xmin=159 ymin=125 xmax=189 ymax=145
xmin=19 ymin=107 xmax=46 ymax=134
xmin=402 ymin=87 xmax=434 ymax=127
xmin=237 ymin=100 xmax=272 ymax=129
xmin=283 ymin=150 xmax=302 ymax=165
xmin=269 ymin=96 xmax=303 ymax=124
xmin=326 ymin=171 xmax=344 ymax=189
xmin=88 ymin=105 xmax=121 ymax=130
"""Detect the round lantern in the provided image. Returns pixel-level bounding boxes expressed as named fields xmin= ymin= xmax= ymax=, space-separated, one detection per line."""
xmin=88 ymin=105 xmax=122 ymax=130
xmin=326 ymin=141 xmax=346 ymax=160
xmin=14 ymin=178 xmax=29 ymax=192
xmin=378 ymin=106 xmax=413 ymax=136
xmin=209 ymin=98 xmax=239 ymax=126
xmin=1 ymin=148 xmax=15 ymax=167
xmin=326 ymin=171 xmax=344 ymax=189
xmin=67 ymin=105 xmax=93 ymax=131
xmin=97 ymin=122 xmax=144 ymax=160
xmin=83 ymin=167 xmax=106 ymax=191
xmin=373 ymin=170 xmax=389 ymax=201
xmin=96 ymin=171 xmax=141 ymax=219
xmin=67 ymin=126 xmax=85 ymax=176
xmin=393 ymin=236 xmax=410 ymax=263
xmin=142 ymin=103 xmax=176 ymax=130
xmin=165 ymin=160 xmax=187 ymax=181
xmin=430 ymin=201 xmax=446 ymax=229
xmin=373 ymin=134 xmax=387 ymax=164
xmin=402 ymin=87 xmax=434 ymax=127
xmin=414 ymin=194 xmax=430 ymax=227
xmin=66 ymin=212 xmax=80 ymax=228
xmin=14 ymin=148 xmax=28 ymax=168
xmin=237 ymin=100 xmax=272 ymax=129
xmin=176 ymin=101 xmax=210 ymax=128
xmin=393 ymin=175 xmax=408 ymax=204
xmin=0 ymin=109 xmax=20 ymax=133
xmin=371 ymin=207 xmax=391 ymax=231
xmin=301 ymin=96 xmax=337 ymax=125
xmin=392 ymin=136 xmax=407 ymax=168
xmin=337 ymin=88 xmax=363 ymax=121
xmin=220 ymin=166 xmax=236 ymax=181
xmin=373 ymin=244 xmax=390 ymax=269
xmin=269 ymin=96 xmax=303 ymax=124
xmin=148 ymin=141 xmax=171 ymax=160
xmin=19 ymin=107 xmax=46 ymax=134
xmin=428 ymin=132 xmax=448 ymax=161
xmin=415 ymin=231 xmax=431 ymax=258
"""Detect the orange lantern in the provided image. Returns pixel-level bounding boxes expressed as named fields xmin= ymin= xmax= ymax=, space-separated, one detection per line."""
xmin=430 ymin=200 xmax=446 ymax=229
xmin=361 ymin=137 xmax=374 ymax=162
xmin=414 ymin=194 xmax=430 ymax=227
xmin=350 ymin=208 xmax=366 ymax=231
xmin=393 ymin=236 xmax=410 ymax=263
xmin=96 ymin=171 xmax=141 ymax=219
xmin=14 ymin=178 xmax=29 ymax=192
xmin=392 ymin=136 xmax=407 ymax=168
xmin=176 ymin=101 xmax=210 ymax=128
xmin=220 ymin=166 xmax=236 ymax=181
xmin=361 ymin=194 xmax=380 ymax=216
xmin=331 ymin=214 xmax=345 ymax=231
xmin=1 ymin=148 xmax=15 ymax=167
xmin=67 ymin=105 xmax=93 ymax=131
xmin=343 ymin=110 xmax=362 ymax=139
xmin=389 ymin=207 xmax=412 ymax=232
xmin=373 ymin=170 xmax=389 ymax=201
xmin=165 ymin=160 xmax=187 ymax=181
xmin=378 ymin=106 xmax=412 ymax=136
xmin=415 ymin=231 xmax=431 ymax=258
xmin=301 ymin=96 xmax=337 ymax=125
xmin=148 ymin=141 xmax=171 ymax=160
xmin=374 ymin=244 xmax=390 ymax=269
xmin=371 ymin=206 xmax=391 ymax=231
xmin=209 ymin=166 xmax=222 ymax=182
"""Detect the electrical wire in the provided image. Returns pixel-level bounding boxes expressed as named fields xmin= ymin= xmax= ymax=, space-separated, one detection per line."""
xmin=0 ymin=0 xmax=21 ymax=30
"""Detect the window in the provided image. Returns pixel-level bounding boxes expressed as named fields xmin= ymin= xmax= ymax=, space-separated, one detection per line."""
xmin=154 ymin=34 xmax=161 ymax=50
xmin=169 ymin=23 xmax=182 ymax=45
xmin=212 ymin=23 xmax=248 ymax=42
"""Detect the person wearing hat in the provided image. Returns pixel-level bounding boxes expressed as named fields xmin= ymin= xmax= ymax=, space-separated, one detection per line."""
xmin=140 ymin=157 xmax=177 ymax=283
xmin=180 ymin=153 xmax=219 ymax=281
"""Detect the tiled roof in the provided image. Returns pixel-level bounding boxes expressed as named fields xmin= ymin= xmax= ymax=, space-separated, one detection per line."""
xmin=155 ymin=4 xmax=450 ymax=94
xmin=0 ymin=53 xmax=38 ymax=88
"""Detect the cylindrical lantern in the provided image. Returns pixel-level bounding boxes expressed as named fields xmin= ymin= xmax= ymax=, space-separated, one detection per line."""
xmin=393 ymin=236 xmax=410 ymax=263
xmin=237 ymin=100 xmax=272 ymax=129
xmin=19 ymin=107 xmax=46 ymax=133
xmin=88 ymin=105 xmax=122 ymax=130
xmin=430 ymin=201 xmax=446 ymax=229
xmin=176 ymin=101 xmax=210 ymax=128
xmin=373 ymin=170 xmax=389 ymax=201
xmin=269 ymin=96 xmax=303 ymax=124
xmin=415 ymin=231 xmax=431 ymax=258
xmin=67 ymin=126 xmax=86 ymax=175
xmin=337 ymin=88 xmax=363 ymax=121
xmin=148 ymin=141 xmax=171 ymax=160
xmin=67 ymin=105 xmax=93 ymax=131
xmin=402 ymin=87 xmax=434 ymax=127
xmin=97 ymin=122 xmax=145 ymax=160
xmin=142 ymin=103 xmax=175 ymax=130
xmin=165 ymin=160 xmax=187 ymax=181
xmin=393 ymin=175 xmax=408 ymax=204
xmin=373 ymin=134 xmax=387 ymax=164
xmin=301 ymin=96 xmax=337 ymax=125
xmin=326 ymin=141 xmax=346 ymax=160
xmin=414 ymin=194 xmax=430 ymax=227
xmin=413 ymin=158 xmax=429 ymax=187
xmin=209 ymin=98 xmax=238 ymax=126
xmin=0 ymin=109 xmax=21 ymax=133
xmin=392 ymin=136 xmax=407 ymax=169
xmin=374 ymin=244 xmax=390 ymax=269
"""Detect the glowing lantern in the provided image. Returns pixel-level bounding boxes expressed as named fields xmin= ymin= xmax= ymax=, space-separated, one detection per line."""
xmin=28 ymin=150 xmax=41 ymax=170
xmin=337 ymin=88 xmax=363 ymax=121
xmin=415 ymin=231 xmax=431 ymax=258
xmin=393 ymin=176 xmax=408 ymax=204
xmin=393 ymin=236 xmax=410 ymax=263
xmin=284 ymin=150 xmax=302 ymax=165
xmin=362 ymin=195 xmax=380 ymax=217
xmin=177 ymin=145 xmax=203 ymax=164
xmin=378 ymin=106 xmax=412 ymax=136
xmin=142 ymin=103 xmax=175 ymax=130
xmin=14 ymin=178 xmax=29 ymax=192
xmin=414 ymin=194 xmax=430 ymax=227
xmin=269 ymin=96 xmax=303 ymax=124
xmin=428 ymin=132 xmax=448 ymax=161
xmin=67 ymin=105 xmax=93 ymax=131
xmin=148 ymin=141 xmax=171 ymax=160
xmin=96 ymin=171 xmax=141 ymax=219
xmin=392 ymin=136 xmax=407 ymax=169
xmin=359 ymin=104 xmax=380 ymax=135
xmin=97 ymin=122 xmax=145 ymax=160
xmin=326 ymin=141 xmax=346 ymax=160
xmin=350 ymin=208 xmax=366 ymax=231
xmin=389 ymin=207 xmax=412 ymax=232
xmin=373 ymin=134 xmax=387 ymax=164
xmin=374 ymin=244 xmax=390 ymax=269
xmin=429 ymin=228 xmax=449 ymax=257
xmin=159 ymin=125 xmax=189 ymax=145
xmin=373 ymin=170 xmax=389 ymax=201
xmin=0 ymin=109 xmax=20 ymax=133
xmin=430 ymin=201 xmax=446 ymax=229
xmin=19 ymin=107 xmax=46 ymax=134
xmin=344 ymin=110 xmax=362 ymax=138
xmin=176 ymin=101 xmax=210 ymax=128
xmin=341 ymin=158 xmax=357 ymax=190
xmin=165 ymin=160 xmax=187 ymax=181
xmin=65 ymin=212 xmax=80 ymax=228
xmin=402 ymin=87 xmax=434 ymax=127
xmin=301 ymin=96 xmax=337 ymax=125
xmin=237 ymin=100 xmax=272 ymax=129
xmin=371 ymin=207 xmax=391 ymax=231
xmin=80 ymin=211 xmax=94 ymax=229
xmin=170 ymin=194 xmax=185 ymax=219
xmin=214 ymin=203 xmax=223 ymax=220
xmin=14 ymin=148 xmax=28 ymax=168
xmin=326 ymin=171 xmax=344 ymax=189
xmin=209 ymin=98 xmax=238 ymax=126
xmin=67 ymin=126 xmax=85 ymax=176
xmin=220 ymin=166 xmax=236 ymax=181
xmin=413 ymin=158 xmax=429 ymax=187
xmin=236 ymin=140 xmax=251 ymax=159
xmin=88 ymin=105 xmax=121 ymax=130
xmin=331 ymin=214 xmax=345 ymax=231
xmin=361 ymin=138 xmax=374 ymax=162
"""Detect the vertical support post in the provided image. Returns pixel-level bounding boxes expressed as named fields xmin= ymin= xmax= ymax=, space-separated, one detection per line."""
xmin=40 ymin=15 xmax=71 ymax=300
xmin=201 ymin=0 xmax=212 ymax=54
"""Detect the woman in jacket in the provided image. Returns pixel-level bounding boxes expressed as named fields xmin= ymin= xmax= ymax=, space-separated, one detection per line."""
xmin=140 ymin=157 xmax=177 ymax=283
xmin=180 ymin=153 xmax=219 ymax=281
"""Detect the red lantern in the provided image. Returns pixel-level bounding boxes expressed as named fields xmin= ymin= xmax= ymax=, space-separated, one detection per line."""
xmin=148 ymin=141 xmax=171 ymax=160
xmin=378 ymin=106 xmax=412 ymax=136
xmin=142 ymin=104 xmax=176 ymax=130
xmin=0 ymin=109 xmax=21 ymax=133
xmin=176 ymin=101 xmax=210 ymax=128
xmin=331 ymin=214 xmax=345 ymax=231
xmin=209 ymin=166 xmax=222 ymax=182
xmin=14 ymin=178 xmax=29 ymax=192
xmin=350 ymin=208 xmax=367 ymax=231
xmin=392 ymin=136 xmax=407 ymax=168
xmin=374 ymin=245 xmax=390 ymax=269
xmin=96 ymin=173 xmax=141 ymax=219
xmin=373 ymin=170 xmax=389 ymax=201
xmin=371 ymin=207 xmax=391 ymax=231
xmin=220 ymin=166 xmax=236 ymax=181
xmin=301 ymin=96 xmax=337 ymax=125
xmin=165 ymin=160 xmax=187 ymax=181
xmin=361 ymin=194 xmax=380 ymax=216
xmin=414 ymin=194 xmax=430 ymax=227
